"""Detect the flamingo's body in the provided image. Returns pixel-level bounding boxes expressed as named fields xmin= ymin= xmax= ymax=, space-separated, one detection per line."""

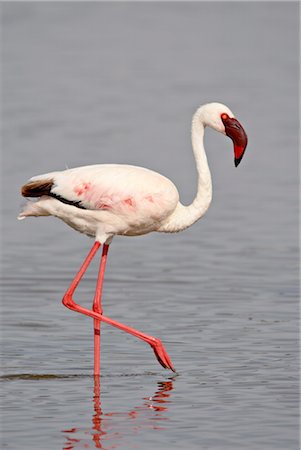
xmin=19 ymin=102 xmax=248 ymax=373
xmin=19 ymin=164 xmax=180 ymax=241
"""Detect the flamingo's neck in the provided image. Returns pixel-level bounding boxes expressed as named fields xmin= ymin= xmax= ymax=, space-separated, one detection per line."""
xmin=159 ymin=108 xmax=212 ymax=233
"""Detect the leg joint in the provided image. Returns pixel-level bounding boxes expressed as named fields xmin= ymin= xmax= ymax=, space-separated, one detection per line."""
xmin=62 ymin=292 xmax=75 ymax=309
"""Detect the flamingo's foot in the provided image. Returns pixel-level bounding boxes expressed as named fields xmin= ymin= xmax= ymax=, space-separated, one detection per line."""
xmin=149 ymin=338 xmax=176 ymax=372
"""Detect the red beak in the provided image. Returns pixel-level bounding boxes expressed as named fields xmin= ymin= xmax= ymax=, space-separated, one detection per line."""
xmin=221 ymin=115 xmax=248 ymax=167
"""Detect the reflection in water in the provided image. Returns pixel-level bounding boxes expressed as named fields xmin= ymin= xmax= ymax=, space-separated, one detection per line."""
xmin=62 ymin=376 xmax=175 ymax=449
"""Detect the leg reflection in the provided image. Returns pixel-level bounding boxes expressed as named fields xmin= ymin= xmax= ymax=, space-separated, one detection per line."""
xmin=62 ymin=375 xmax=176 ymax=449
xmin=92 ymin=375 xmax=103 ymax=448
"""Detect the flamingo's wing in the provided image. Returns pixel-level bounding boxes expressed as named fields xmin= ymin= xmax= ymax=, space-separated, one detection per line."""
xmin=29 ymin=164 xmax=179 ymax=218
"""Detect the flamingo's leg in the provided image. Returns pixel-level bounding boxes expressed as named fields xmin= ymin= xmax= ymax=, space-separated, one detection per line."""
xmin=62 ymin=242 xmax=175 ymax=372
xmin=92 ymin=244 xmax=109 ymax=375
xmin=63 ymin=241 xmax=101 ymax=294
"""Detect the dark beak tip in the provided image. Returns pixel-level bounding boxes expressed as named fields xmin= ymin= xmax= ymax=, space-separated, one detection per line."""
xmin=234 ymin=158 xmax=241 ymax=167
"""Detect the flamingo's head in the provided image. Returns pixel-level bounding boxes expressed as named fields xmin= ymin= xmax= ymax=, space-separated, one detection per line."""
xmin=200 ymin=102 xmax=248 ymax=167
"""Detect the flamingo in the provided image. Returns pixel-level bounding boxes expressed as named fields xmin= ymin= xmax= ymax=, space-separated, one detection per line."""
xmin=18 ymin=102 xmax=248 ymax=374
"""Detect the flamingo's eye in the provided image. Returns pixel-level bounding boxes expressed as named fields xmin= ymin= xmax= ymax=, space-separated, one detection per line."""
xmin=221 ymin=113 xmax=229 ymax=121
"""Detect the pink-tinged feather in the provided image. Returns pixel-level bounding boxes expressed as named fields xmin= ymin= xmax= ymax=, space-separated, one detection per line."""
xmin=73 ymin=182 xmax=91 ymax=196
xmin=97 ymin=203 xmax=111 ymax=210
xmin=145 ymin=195 xmax=154 ymax=203
xmin=123 ymin=197 xmax=135 ymax=207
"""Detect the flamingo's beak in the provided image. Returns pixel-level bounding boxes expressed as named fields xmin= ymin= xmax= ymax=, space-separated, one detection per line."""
xmin=221 ymin=116 xmax=248 ymax=167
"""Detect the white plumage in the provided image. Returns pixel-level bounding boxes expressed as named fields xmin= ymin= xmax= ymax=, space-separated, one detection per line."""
xmin=20 ymin=164 xmax=179 ymax=241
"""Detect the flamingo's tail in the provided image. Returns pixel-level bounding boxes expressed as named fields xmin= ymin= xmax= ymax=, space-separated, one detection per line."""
xmin=18 ymin=197 xmax=52 ymax=220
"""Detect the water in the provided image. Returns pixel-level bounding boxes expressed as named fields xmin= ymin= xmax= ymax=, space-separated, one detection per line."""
xmin=2 ymin=3 xmax=299 ymax=449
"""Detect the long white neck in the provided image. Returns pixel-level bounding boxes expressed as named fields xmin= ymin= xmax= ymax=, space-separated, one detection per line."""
xmin=159 ymin=108 xmax=212 ymax=233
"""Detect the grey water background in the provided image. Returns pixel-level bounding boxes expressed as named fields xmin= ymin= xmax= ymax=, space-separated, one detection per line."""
xmin=1 ymin=2 xmax=299 ymax=449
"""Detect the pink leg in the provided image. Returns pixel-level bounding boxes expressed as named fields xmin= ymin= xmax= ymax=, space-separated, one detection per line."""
xmin=92 ymin=244 xmax=109 ymax=375
xmin=62 ymin=242 xmax=175 ymax=372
